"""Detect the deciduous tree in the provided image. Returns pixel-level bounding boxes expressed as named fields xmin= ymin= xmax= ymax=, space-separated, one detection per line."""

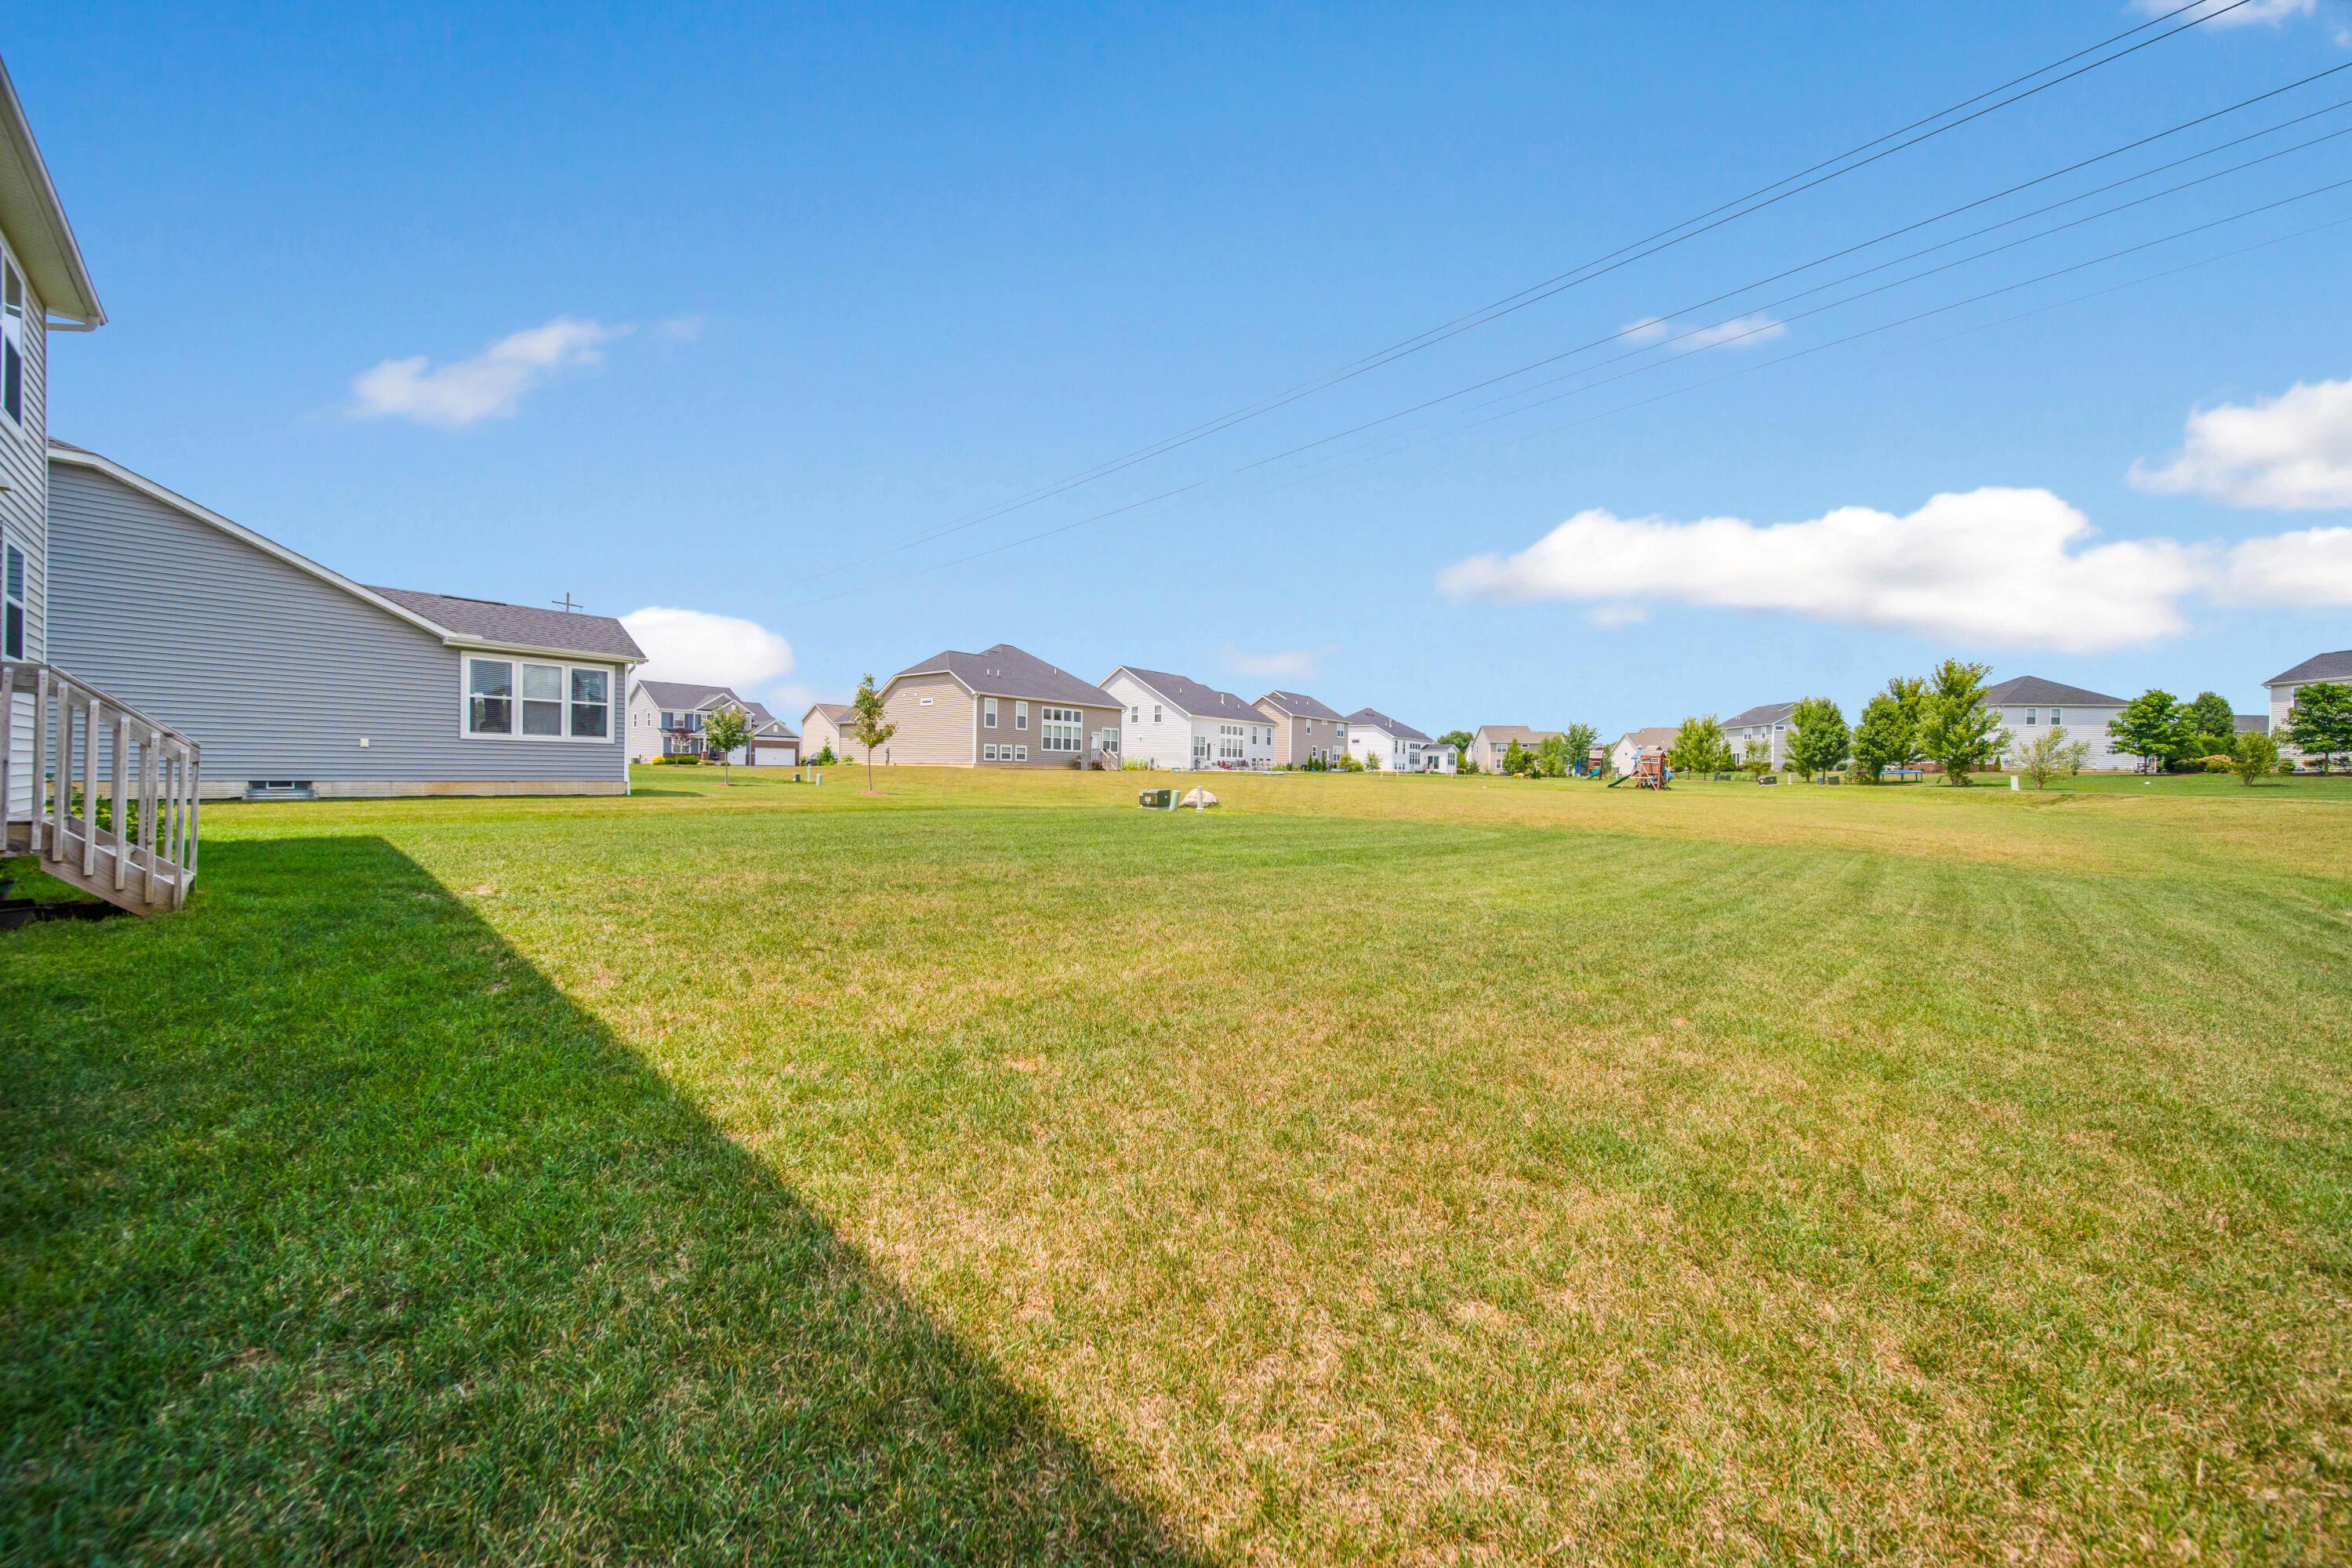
xmin=1783 ymin=697 xmax=1849 ymax=780
xmin=2281 ymin=680 xmax=2352 ymax=772
xmin=700 ymin=705 xmax=752 ymax=786
xmin=2107 ymin=689 xmax=2192 ymax=774
xmin=1915 ymin=659 xmax=2009 ymax=785
xmin=1535 ymin=733 xmax=1574 ymax=779
xmin=2231 ymin=727 xmax=2279 ymax=785
xmin=1668 ymin=715 xmax=1733 ymax=775
xmin=1563 ymin=723 xmax=1599 ymax=774
xmin=2016 ymin=725 xmax=2089 ymax=789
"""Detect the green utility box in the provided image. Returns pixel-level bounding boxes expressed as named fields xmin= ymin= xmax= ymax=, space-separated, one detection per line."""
xmin=1138 ymin=789 xmax=1174 ymax=810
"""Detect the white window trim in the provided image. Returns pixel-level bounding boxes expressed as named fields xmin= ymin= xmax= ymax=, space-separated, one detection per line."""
xmin=983 ymin=742 xmax=999 ymax=761
xmin=459 ymin=654 xmax=617 ymax=742
xmin=1014 ymin=700 xmax=1029 ymax=731
xmin=984 ymin=696 xmax=998 ymax=728
xmin=0 ymin=243 xmax=25 ymax=431
xmin=2 ymin=541 xmax=24 ymax=660
xmin=1014 ymin=744 xmax=1029 ymax=761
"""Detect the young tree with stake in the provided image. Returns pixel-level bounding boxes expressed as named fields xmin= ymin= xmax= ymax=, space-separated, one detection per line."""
xmin=851 ymin=673 xmax=896 ymax=793
xmin=700 ymin=704 xmax=752 ymax=786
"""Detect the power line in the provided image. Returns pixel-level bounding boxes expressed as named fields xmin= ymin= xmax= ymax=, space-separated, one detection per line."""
xmin=786 ymin=0 xmax=2248 ymax=586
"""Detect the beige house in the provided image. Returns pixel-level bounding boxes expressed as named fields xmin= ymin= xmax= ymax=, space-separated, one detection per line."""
xmin=800 ymin=702 xmax=858 ymax=761
xmin=1255 ymin=689 xmax=1350 ymax=767
xmin=1471 ymin=724 xmax=1559 ymax=772
xmin=870 ymin=643 xmax=1121 ymax=768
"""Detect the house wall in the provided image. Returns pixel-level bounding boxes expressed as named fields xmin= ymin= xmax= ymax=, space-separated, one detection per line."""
xmin=626 ymin=684 xmax=665 ymax=762
xmin=46 ymin=462 xmax=631 ymax=796
xmin=976 ymin=689 xmax=1119 ymax=768
xmin=2 ymin=241 xmax=45 ymax=821
xmin=1728 ymin=718 xmax=1788 ymax=768
xmin=803 ymin=710 xmax=858 ymax=762
xmin=877 ymin=673 xmax=978 ymax=764
xmin=1349 ymin=726 xmax=1417 ymax=771
xmin=1258 ymin=703 xmax=1347 ymax=767
xmin=1109 ymin=672 xmax=1188 ymax=768
xmin=1990 ymin=703 xmax=2128 ymax=770
xmin=1190 ymin=712 xmax=1274 ymax=770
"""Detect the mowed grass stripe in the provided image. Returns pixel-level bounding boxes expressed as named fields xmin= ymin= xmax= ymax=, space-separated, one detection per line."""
xmin=3 ymin=766 xmax=2347 ymax=1563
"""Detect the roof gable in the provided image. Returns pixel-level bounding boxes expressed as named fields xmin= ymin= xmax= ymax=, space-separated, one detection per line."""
xmin=894 ymin=644 xmax=1116 ymax=706
xmin=1254 ymin=689 xmax=1344 ymax=722
xmin=0 ymin=58 xmax=103 ymax=325
xmin=1345 ymin=706 xmax=1431 ymax=742
xmin=1110 ymin=666 xmax=1263 ymax=720
xmin=2265 ymin=648 xmax=2352 ymax=686
xmin=1722 ymin=702 xmax=1797 ymax=728
xmin=52 ymin=444 xmax=641 ymax=662
xmin=1981 ymin=676 xmax=2127 ymax=708
xmin=637 ymin=680 xmax=739 ymax=710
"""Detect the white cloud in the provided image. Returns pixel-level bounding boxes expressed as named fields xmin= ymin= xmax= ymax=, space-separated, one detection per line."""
xmin=350 ymin=317 xmax=630 ymax=428
xmin=1621 ymin=313 xmax=1787 ymax=353
xmin=1437 ymin=488 xmax=2206 ymax=652
xmin=1588 ymin=603 xmax=1649 ymax=629
xmin=2216 ymin=525 xmax=2352 ymax=605
xmin=1222 ymin=644 xmax=1332 ymax=679
xmin=2132 ymin=0 xmax=2314 ymax=24
xmin=621 ymin=606 xmax=797 ymax=693
xmin=2129 ymin=377 xmax=2352 ymax=511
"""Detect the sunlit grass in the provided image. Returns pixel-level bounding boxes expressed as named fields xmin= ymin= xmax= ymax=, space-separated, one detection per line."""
xmin=5 ymin=765 xmax=2347 ymax=1563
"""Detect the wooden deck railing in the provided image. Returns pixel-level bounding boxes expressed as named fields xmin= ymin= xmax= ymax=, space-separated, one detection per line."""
xmin=2 ymin=659 xmax=200 ymax=914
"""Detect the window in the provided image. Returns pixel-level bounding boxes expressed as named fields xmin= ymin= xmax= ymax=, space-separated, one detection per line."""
xmin=1219 ymin=722 xmax=1243 ymax=760
xmin=3 ymin=542 xmax=24 ymax=658
xmin=464 ymin=655 xmax=612 ymax=739
xmin=2024 ymin=708 xmax=2037 ymax=727
xmin=570 ymin=668 xmax=609 ymax=738
xmin=1130 ymin=705 xmax=1139 ymax=722
xmin=1040 ymin=706 xmax=1084 ymax=752
xmin=1014 ymin=745 xmax=1029 ymax=761
xmin=983 ymin=743 xmax=999 ymax=761
xmin=467 ymin=659 xmax=514 ymax=735
xmin=984 ymin=697 xmax=998 ymax=728
xmin=918 ymin=695 xmax=935 ymax=706
xmin=2049 ymin=708 xmax=2063 ymax=726
xmin=1153 ymin=704 xmax=1163 ymax=724
xmin=1014 ymin=701 xmax=1029 ymax=731
xmin=2 ymin=256 xmax=23 ymax=426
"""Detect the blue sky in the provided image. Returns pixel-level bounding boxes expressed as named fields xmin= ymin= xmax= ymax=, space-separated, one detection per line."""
xmin=14 ymin=1 xmax=2352 ymax=734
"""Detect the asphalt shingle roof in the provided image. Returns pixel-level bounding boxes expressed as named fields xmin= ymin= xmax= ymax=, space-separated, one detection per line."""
xmin=806 ymin=702 xmax=856 ymax=724
xmin=895 ymin=644 xmax=1116 ymax=707
xmin=2265 ymin=649 xmax=2352 ymax=686
xmin=1474 ymin=724 xmax=1561 ymax=750
xmin=1345 ymin=707 xmax=1431 ymax=742
xmin=1255 ymin=688 xmax=1345 ymax=722
xmin=1722 ymin=702 xmax=1797 ymax=729
xmin=636 ymin=680 xmax=736 ymax=710
xmin=371 ymin=586 xmax=644 ymax=662
xmin=1982 ymin=676 xmax=2127 ymax=708
xmin=1113 ymin=667 xmax=1265 ymax=720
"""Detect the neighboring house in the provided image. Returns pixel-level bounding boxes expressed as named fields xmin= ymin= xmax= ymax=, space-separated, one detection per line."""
xmin=1609 ymin=727 xmax=1679 ymax=775
xmin=1721 ymin=702 xmax=1796 ymax=768
xmin=801 ymin=702 xmax=858 ymax=761
xmin=46 ymin=444 xmax=643 ymax=798
xmin=1983 ymin=676 xmax=2130 ymax=771
xmin=740 ymin=700 xmax=799 ymax=767
xmin=873 ymin=643 xmax=1122 ymax=767
xmin=2265 ymin=650 xmax=2351 ymax=764
xmin=1417 ymin=741 xmax=1461 ymax=775
xmin=2233 ymin=714 xmax=2267 ymax=735
xmin=2 ymin=55 xmax=107 ymax=826
xmin=1105 ymin=666 xmax=1276 ymax=769
xmin=1254 ymin=688 xmax=1350 ymax=768
xmin=1345 ymin=707 xmax=1432 ymax=771
xmin=1471 ymin=724 xmax=1560 ymax=772
xmin=626 ymin=681 xmax=795 ymax=765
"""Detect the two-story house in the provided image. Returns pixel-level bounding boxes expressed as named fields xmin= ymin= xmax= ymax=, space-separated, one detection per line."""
xmin=1721 ymin=702 xmax=1796 ymax=768
xmin=871 ymin=643 xmax=1122 ymax=768
xmin=1254 ymin=689 xmax=1349 ymax=767
xmin=628 ymin=680 xmax=797 ymax=765
xmin=1982 ymin=676 xmax=2129 ymax=770
xmin=1105 ymin=666 xmax=1276 ymax=769
xmin=1471 ymin=724 xmax=1560 ymax=773
xmin=1345 ymin=708 xmax=1442 ymax=772
xmin=2266 ymin=650 xmax=2350 ymax=766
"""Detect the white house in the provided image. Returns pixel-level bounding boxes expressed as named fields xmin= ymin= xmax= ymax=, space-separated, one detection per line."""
xmin=1104 ymin=666 xmax=1276 ymax=769
xmin=628 ymin=681 xmax=797 ymax=766
xmin=2266 ymin=649 xmax=2350 ymax=765
xmin=1609 ymin=727 xmax=1678 ymax=775
xmin=1417 ymin=741 xmax=1461 ymax=775
xmin=1983 ymin=676 xmax=2129 ymax=771
xmin=1344 ymin=707 xmax=1432 ymax=771
xmin=1721 ymin=702 xmax=1795 ymax=768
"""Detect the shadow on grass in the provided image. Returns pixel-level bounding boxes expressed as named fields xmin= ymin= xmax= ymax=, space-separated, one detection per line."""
xmin=0 ymin=835 xmax=1202 ymax=1565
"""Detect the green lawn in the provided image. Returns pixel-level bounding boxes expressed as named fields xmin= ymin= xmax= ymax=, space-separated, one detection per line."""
xmin=5 ymin=766 xmax=2349 ymax=1564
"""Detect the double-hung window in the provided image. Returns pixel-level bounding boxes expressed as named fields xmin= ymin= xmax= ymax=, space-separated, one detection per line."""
xmin=2024 ymin=708 xmax=2038 ymax=728
xmin=984 ymin=742 xmax=999 ymax=761
xmin=2 ymin=255 xmax=24 ymax=427
xmin=1014 ymin=701 xmax=1029 ymax=731
xmin=463 ymin=656 xmax=612 ymax=739
xmin=1040 ymin=706 xmax=1083 ymax=752
xmin=2049 ymin=708 xmax=2063 ymax=727
xmin=3 ymin=543 xmax=24 ymax=658
xmin=984 ymin=697 xmax=999 ymax=728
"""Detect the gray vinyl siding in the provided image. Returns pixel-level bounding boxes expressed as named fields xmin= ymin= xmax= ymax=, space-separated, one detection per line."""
xmin=2 ymin=250 xmax=44 ymax=819
xmin=47 ymin=463 xmax=630 ymax=793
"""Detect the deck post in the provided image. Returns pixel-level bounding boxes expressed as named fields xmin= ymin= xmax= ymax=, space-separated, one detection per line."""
xmin=82 ymin=696 xmax=100 ymax=877
xmin=30 ymin=666 xmax=48 ymax=857
xmin=0 ymin=664 xmax=14 ymax=842
xmin=51 ymin=675 xmax=72 ymax=862
xmin=140 ymin=731 xmax=160 ymax=905
xmin=113 ymin=713 xmax=130 ymax=891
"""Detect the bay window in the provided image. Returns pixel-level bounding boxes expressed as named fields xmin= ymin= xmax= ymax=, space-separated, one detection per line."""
xmin=464 ymin=655 xmax=613 ymax=739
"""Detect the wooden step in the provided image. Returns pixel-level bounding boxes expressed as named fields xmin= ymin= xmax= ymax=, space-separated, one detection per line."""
xmin=2 ymin=818 xmax=187 ymax=915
